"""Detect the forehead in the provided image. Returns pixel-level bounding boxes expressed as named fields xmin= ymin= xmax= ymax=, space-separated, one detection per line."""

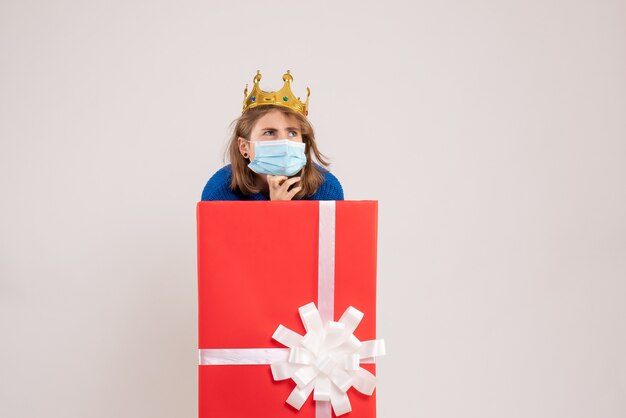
xmin=252 ymin=109 xmax=300 ymax=129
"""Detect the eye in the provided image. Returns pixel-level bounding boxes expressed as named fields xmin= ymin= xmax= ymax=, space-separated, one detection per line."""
xmin=288 ymin=130 xmax=299 ymax=137
xmin=263 ymin=130 xmax=275 ymax=136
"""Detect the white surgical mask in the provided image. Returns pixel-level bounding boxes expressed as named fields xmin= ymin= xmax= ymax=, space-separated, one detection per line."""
xmin=247 ymin=139 xmax=307 ymax=176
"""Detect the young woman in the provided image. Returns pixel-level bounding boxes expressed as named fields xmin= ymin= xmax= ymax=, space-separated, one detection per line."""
xmin=201 ymin=71 xmax=344 ymax=201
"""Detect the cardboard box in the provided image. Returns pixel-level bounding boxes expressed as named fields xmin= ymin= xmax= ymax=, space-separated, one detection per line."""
xmin=197 ymin=201 xmax=380 ymax=418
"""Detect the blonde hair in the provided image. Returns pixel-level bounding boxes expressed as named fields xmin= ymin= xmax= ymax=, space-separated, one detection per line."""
xmin=224 ymin=106 xmax=331 ymax=199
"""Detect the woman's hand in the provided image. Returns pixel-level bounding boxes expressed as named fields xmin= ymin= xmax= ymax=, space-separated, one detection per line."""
xmin=267 ymin=175 xmax=302 ymax=201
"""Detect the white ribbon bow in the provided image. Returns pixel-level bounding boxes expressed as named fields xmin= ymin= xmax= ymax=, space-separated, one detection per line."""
xmin=271 ymin=302 xmax=386 ymax=416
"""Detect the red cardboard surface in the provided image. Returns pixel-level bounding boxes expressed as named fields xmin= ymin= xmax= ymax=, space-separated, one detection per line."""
xmin=197 ymin=201 xmax=378 ymax=418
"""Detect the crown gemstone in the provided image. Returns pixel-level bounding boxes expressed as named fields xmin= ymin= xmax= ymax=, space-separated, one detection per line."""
xmin=283 ymin=96 xmax=289 ymax=101
xmin=251 ymin=96 xmax=256 ymax=102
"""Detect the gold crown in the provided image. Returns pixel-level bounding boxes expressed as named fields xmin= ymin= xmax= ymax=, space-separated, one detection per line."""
xmin=242 ymin=70 xmax=310 ymax=116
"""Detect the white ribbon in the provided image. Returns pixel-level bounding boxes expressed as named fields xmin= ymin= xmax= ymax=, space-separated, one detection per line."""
xmin=198 ymin=201 xmax=386 ymax=417
xmin=317 ymin=200 xmax=336 ymax=323
xmin=199 ymin=348 xmax=289 ymax=365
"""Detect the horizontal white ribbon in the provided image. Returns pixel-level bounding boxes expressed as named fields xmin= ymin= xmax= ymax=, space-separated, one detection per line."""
xmin=199 ymin=348 xmax=376 ymax=366
xmin=199 ymin=348 xmax=288 ymax=365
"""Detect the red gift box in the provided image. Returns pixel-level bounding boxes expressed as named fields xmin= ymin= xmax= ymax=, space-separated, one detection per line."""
xmin=197 ymin=201 xmax=381 ymax=418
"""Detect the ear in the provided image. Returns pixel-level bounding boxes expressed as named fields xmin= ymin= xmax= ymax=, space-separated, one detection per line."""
xmin=238 ymin=137 xmax=249 ymax=154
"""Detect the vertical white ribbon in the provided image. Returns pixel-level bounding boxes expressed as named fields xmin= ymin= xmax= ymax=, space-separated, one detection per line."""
xmin=316 ymin=399 xmax=332 ymax=418
xmin=317 ymin=201 xmax=336 ymax=325
xmin=316 ymin=202 xmax=336 ymax=417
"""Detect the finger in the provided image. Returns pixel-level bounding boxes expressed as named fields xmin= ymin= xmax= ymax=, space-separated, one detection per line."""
xmin=287 ymin=186 xmax=303 ymax=200
xmin=268 ymin=175 xmax=288 ymax=188
xmin=283 ymin=177 xmax=301 ymax=189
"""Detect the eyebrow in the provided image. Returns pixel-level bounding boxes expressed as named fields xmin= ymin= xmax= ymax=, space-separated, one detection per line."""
xmin=260 ymin=126 xmax=300 ymax=131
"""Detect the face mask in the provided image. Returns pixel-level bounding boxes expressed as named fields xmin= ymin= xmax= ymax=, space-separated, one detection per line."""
xmin=247 ymin=139 xmax=307 ymax=177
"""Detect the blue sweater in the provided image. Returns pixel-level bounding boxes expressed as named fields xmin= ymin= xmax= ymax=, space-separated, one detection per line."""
xmin=201 ymin=164 xmax=344 ymax=201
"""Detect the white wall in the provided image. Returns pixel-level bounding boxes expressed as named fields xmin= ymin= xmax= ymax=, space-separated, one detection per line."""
xmin=1 ymin=1 xmax=625 ymax=417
